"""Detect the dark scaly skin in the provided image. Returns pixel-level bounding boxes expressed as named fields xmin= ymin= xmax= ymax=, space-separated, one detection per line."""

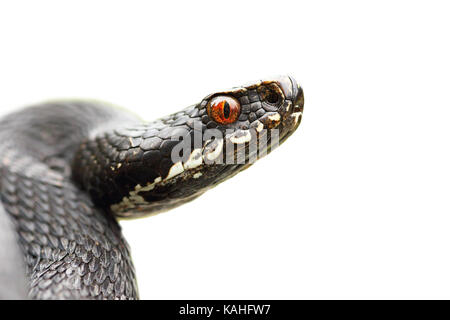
xmin=0 ymin=102 xmax=140 ymax=299
xmin=0 ymin=76 xmax=304 ymax=299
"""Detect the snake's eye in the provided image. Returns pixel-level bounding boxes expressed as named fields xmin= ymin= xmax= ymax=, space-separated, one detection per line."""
xmin=259 ymin=84 xmax=283 ymax=107
xmin=207 ymin=96 xmax=241 ymax=125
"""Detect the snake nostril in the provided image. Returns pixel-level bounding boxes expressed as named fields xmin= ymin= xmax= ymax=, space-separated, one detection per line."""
xmin=265 ymin=91 xmax=280 ymax=104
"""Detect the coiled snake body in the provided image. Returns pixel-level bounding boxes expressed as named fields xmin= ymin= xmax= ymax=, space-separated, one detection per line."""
xmin=0 ymin=76 xmax=304 ymax=299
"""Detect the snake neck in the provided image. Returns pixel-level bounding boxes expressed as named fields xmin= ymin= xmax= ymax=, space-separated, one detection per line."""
xmin=71 ymin=104 xmax=206 ymax=218
xmin=0 ymin=101 xmax=141 ymax=181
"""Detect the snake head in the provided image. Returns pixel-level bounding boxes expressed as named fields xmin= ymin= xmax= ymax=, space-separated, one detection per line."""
xmin=76 ymin=76 xmax=304 ymax=218
xmin=198 ymin=75 xmax=304 ymax=163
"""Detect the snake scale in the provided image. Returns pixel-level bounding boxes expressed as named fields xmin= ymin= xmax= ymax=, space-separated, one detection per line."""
xmin=0 ymin=76 xmax=304 ymax=299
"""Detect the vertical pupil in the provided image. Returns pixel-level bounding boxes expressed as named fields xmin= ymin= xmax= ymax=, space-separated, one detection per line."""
xmin=223 ymin=101 xmax=231 ymax=119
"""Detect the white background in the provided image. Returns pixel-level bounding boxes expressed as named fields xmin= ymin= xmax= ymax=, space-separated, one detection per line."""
xmin=1 ymin=1 xmax=449 ymax=299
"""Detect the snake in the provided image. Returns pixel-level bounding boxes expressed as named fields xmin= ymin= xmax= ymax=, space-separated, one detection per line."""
xmin=0 ymin=75 xmax=304 ymax=299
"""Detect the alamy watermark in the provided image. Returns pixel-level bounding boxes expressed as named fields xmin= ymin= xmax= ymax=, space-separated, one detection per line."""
xmin=170 ymin=121 xmax=280 ymax=165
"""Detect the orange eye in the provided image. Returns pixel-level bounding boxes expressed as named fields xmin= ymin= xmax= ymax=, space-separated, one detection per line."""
xmin=207 ymin=96 xmax=241 ymax=125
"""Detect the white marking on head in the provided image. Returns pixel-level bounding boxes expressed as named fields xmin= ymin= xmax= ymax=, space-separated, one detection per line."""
xmin=250 ymin=120 xmax=264 ymax=133
xmin=256 ymin=121 xmax=264 ymax=132
xmin=204 ymin=139 xmax=223 ymax=162
xmin=285 ymin=101 xmax=292 ymax=112
xmin=183 ymin=148 xmax=203 ymax=170
xmin=268 ymin=113 xmax=281 ymax=122
xmin=135 ymin=177 xmax=162 ymax=193
xmin=193 ymin=172 xmax=202 ymax=179
xmin=228 ymin=130 xmax=252 ymax=144
xmin=165 ymin=162 xmax=184 ymax=180
xmin=291 ymin=111 xmax=302 ymax=123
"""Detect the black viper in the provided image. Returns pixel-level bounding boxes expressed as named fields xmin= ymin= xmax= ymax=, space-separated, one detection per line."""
xmin=0 ymin=76 xmax=304 ymax=299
